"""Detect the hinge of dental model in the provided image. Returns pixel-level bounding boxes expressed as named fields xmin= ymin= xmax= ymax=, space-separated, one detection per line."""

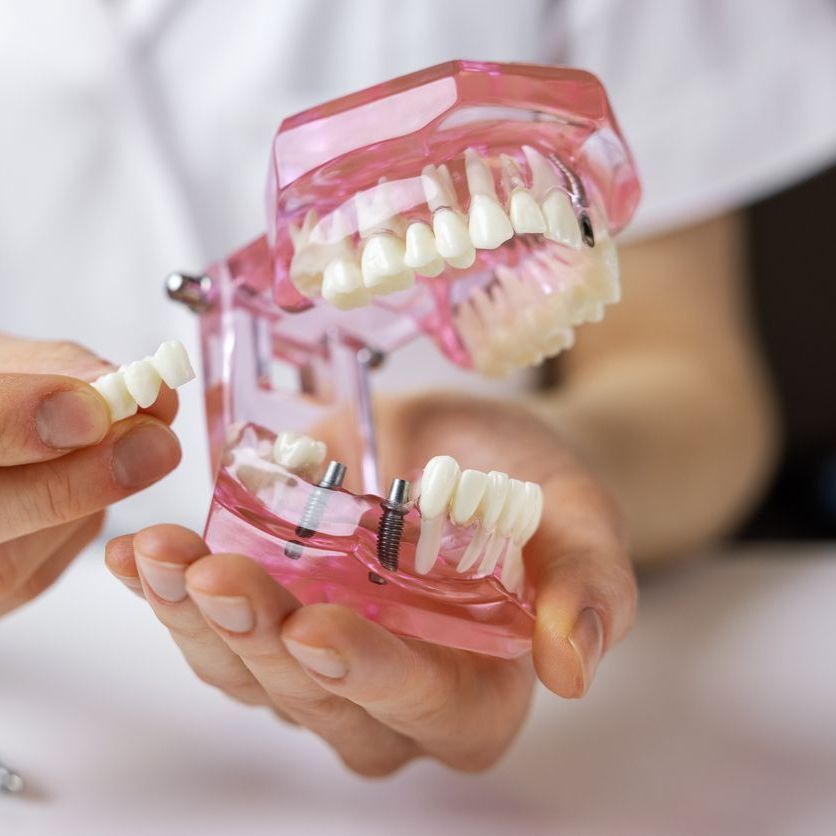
xmin=415 ymin=456 xmax=543 ymax=594
xmin=91 ymin=340 xmax=195 ymax=421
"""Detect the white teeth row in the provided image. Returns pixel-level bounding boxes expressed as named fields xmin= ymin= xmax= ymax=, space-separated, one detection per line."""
xmin=272 ymin=431 xmax=327 ymax=478
xmin=288 ymin=147 xmax=586 ymax=310
xmin=456 ymin=237 xmax=620 ymax=377
xmin=414 ymin=455 xmax=543 ymax=594
xmin=91 ymin=340 xmax=195 ymax=422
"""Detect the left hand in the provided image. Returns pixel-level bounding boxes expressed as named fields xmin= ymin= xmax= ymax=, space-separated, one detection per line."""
xmin=105 ymin=392 xmax=637 ymax=775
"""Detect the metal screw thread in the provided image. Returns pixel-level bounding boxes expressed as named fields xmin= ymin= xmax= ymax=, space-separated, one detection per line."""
xmin=295 ymin=461 xmax=347 ymax=538
xmin=376 ymin=479 xmax=411 ymax=573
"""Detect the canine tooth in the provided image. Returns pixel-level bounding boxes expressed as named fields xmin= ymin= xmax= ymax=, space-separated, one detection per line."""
xmin=92 ymin=372 xmax=138 ymax=422
xmin=468 ymin=194 xmax=514 ymax=249
xmin=415 ymin=514 xmax=445 ymax=575
xmin=450 ymin=469 xmax=489 ymax=526
xmin=122 ymin=358 xmax=162 ymax=408
xmin=273 ymin=431 xmax=326 ymax=473
xmin=417 ymin=455 xmax=460 ymax=519
xmin=360 ymin=233 xmax=415 ymax=294
xmin=509 ymin=189 xmax=547 ymax=234
xmin=432 ymin=208 xmax=475 ymax=264
xmin=542 ymin=190 xmax=582 ymax=249
xmin=322 ymin=257 xmax=371 ymax=309
xmin=153 ymin=340 xmax=196 ymax=388
xmin=522 ymin=145 xmax=562 ymax=200
xmin=404 ymin=222 xmax=445 ymax=276
xmin=464 ymin=148 xmax=497 ymax=197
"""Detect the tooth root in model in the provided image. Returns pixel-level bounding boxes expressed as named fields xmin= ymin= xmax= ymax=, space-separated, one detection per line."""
xmin=92 ymin=340 xmax=195 ymax=423
xmin=422 ymin=164 xmax=476 ymax=269
xmin=414 ymin=455 xmax=461 ymax=574
xmin=464 ymin=148 xmax=514 ymax=249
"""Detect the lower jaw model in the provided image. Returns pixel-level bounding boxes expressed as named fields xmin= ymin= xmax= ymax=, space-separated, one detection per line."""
xmin=164 ymin=61 xmax=640 ymax=658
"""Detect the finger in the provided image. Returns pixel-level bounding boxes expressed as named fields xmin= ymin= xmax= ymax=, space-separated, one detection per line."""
xmin=279 ymin=604 xmax=532 ymax=772
xmin=0 ymin=511 xmax=104 ymax=616
xmin=117 ymin=526 xmax=270 ymax=708
xmin=0 ymin=417 xmax=180 ymax=541
xmin=185 ymin=556 xmax=419 ymax=776
xmin=103 ymin=533 xmax=144 ymax=596
xmin=0 ymin=373 xmax=111 ymax=465
xmin=140 ymin=383 xmax=178 ymax=425
xmin=528 ymin=475 xmax=638 ymax=699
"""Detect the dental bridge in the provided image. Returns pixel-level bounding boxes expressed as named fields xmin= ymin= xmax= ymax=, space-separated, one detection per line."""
xmin=165 ymin=61 xmax=640 ymax=659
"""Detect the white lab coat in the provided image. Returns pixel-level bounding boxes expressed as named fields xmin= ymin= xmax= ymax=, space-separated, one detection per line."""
xmin=1 ymin=0 xmax=835 ymax=535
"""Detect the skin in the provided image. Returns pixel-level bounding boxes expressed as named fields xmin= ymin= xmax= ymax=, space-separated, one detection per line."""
xmin=101 ymin=212 xmax=777 ymax=775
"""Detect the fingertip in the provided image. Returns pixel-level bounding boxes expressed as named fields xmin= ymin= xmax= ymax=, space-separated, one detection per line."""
xmin=105 ymin=533 xmax=137 ymax=577
xmin=141 ymin=383 xmax=179 ymax=425
xmin=133 ymin=524 xmax=207 ymax=566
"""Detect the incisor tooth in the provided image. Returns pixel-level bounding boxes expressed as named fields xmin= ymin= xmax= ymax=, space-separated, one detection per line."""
xmin=404 ymin=222 xmax=445 ymax=276
xmin=322 ymin=257 xmax=371 ymax=309
xmin=122 ymin=358 xmax=162 ymax=408
xmin=153 ymin=340 xmax=196 ymax=389
xmin=92 ymin=372 xmax=137 ymax=422
xmin=468 ymin=194 xmax=514 ymax=250
xmin=542 ymin=190 xmax=582 ymax=249
xmin=450 ymin=469 xmax=488 ymax=526
xmin=360 ymin=234 xmax=415 ymax=294
xmin=509 ymin=189 xmax=547 ymax=234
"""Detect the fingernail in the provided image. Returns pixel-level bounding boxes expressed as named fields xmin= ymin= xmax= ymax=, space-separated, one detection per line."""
xmin=36 ymin=388 xmax=110 ymax=449
xmin=189 ymin=591 xmax=254 ymax=634
xmin=112 ymin=423 xmax=180 ymax=489
xmin=135 ymin=553 xmax=187 ymax=602
xmin=283 ymin=638 xmax=348 ymax=679
xmin=568 ymin=608 xmax=605 ymax=695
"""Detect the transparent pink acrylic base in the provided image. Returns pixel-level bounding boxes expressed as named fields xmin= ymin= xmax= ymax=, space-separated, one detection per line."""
xmin=204 ymin=425 xmax=534 ymax=658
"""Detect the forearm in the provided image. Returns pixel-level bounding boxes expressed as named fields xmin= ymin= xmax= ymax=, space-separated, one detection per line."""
xmin=534 ymin=347 xmax=779 ymax=567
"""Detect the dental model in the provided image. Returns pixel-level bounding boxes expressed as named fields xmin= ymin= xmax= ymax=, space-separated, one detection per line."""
xmin=166 ymin=61 xmax=639 ymax=658
xmin=91 ymin=340 xmax=195 ymax=421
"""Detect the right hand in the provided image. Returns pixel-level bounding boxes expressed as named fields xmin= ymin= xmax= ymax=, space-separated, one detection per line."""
xmin=0 ymin=334 xmax=182 ymax=617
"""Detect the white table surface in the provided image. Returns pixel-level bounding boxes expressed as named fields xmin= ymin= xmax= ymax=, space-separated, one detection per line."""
xmin=1 ymin=544 xmax=835 ymax=836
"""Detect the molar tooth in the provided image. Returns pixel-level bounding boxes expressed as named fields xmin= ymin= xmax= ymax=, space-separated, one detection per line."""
xmin=322 ymin=256 xmax=371 ymax=309
xmin=92 ymin=372 xmax=138 ymax=422
xmin=509 ymin=189 xmax=547 ymax=234
xmin=153 ymin=340 xmax=196 ymax=389
xmin=468 ymin=194 xmax=514 ymax=250
xmin=272 ymin=431 xmax=327 ymax=474
xmin=450 ymin=469 xmax=489 ymax=526
xmin=404 ymin=221 xmax=445 ymax=276
xmin=360 ymin=233 xmax=415 ymax=294
xmin=122 ymin=358 xmax=162 ymax=408
xmin=542 ymin=190 xmax=582 ymax=249
xmin=432 ymin=208 xmax=475 ymax=266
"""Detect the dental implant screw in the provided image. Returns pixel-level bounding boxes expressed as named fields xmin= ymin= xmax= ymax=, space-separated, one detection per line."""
xmin=165 ymin=272 xmax=214 ymax=313
xmin=284 ymin=461 xmax=347 ymax=559
xmin=0 ymin=762 xmax=23 ymax=794
xmin=374 ymin=478 xmax=411 ymax=578
xmin=579 ymin=213 xmax=595 ymax=248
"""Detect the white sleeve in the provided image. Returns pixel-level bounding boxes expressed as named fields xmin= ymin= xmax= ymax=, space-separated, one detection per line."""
xmin=552 ymin=0 xmax=836 ymax=237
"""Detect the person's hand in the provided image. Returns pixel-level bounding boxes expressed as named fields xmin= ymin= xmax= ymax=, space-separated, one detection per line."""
xmin=0 ymin=334 xmax=181 ymax=616
xmin=105 ymin=392 xmax=636 ymax=775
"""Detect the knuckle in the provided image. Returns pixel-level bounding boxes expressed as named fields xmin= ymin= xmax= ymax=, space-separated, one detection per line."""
xmin=25 ymin=461 xmax=78 ymax=526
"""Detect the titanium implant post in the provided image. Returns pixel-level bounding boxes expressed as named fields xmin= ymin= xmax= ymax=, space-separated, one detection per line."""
xmin=284 ymin=461 xmax=347 ymax=559
xmin=370 ymin=479 xmax=411 ymax=584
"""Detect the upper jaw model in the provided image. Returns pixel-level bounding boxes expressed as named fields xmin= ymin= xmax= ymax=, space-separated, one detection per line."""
xmin=168 ymin=61 xmax=640 ymax=658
